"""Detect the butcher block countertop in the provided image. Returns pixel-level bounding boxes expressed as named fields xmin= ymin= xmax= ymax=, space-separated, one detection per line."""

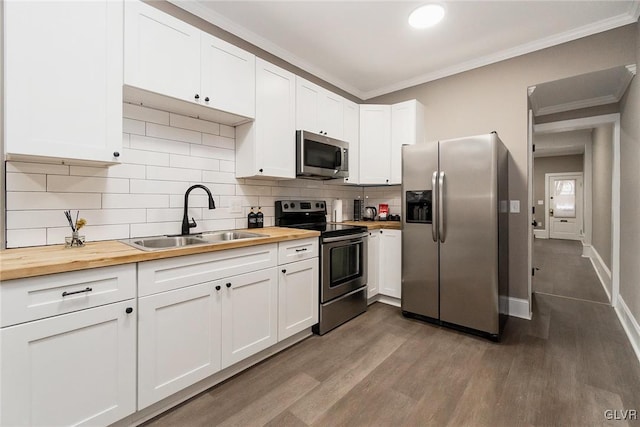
xmin=0 ymin=227 xmax=319 ymax=281
xmin=341 ymin=220 xmax=402 ymax=230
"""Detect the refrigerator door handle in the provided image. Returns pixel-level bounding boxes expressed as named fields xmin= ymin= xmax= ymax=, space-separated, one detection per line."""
xmin=439 ymin=171 xmax=446 ymax=243
xmin=431 ymin=171 xmax=438 ymax=242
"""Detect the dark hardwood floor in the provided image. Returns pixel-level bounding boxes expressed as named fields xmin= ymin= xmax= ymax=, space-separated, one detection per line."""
xmin=146 ymin=239 xmax=639 ymax=426
xmin=533 ymin=238 xmax=609 ymax=304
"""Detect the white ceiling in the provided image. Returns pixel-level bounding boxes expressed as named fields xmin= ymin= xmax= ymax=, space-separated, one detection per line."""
xmin=172 ymin=0 xmax=640 ymax=100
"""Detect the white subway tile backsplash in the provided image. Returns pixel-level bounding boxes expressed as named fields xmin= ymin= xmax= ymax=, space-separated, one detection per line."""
xmin=7 ymin=192 xmax=102 ymax=210
xmin=202 ymin=171 xmax=238 ymax=184
xmin=123 ymin=118 xmax=146 ymax=135
xmin=130 ymin=134 xmax=191 ymax=155
xmin=6 ymin=173 xmax=47 ymax=192
xmin=170 ymin=154 xmax=220 ymax=171
xmin=47 ymin=175 xmax=129 ymax=194
xmin=6 ymin=104 xmax=372 ymax=247
xmin=124 ymin=103 xmax=170 ymax=125
xmin=6 ymin=162 xmax=69 ymax=175
xmin=202 ymin=133 xmax=235 ymax=150
xmin=147 ymin=122 xmax=202 ymax=145
xmin=102 ymin=194 xmax=169 ymax=209
xmin=7 ymin=229 xmax=47 ymax=248
xmin=70 ymin=164 xmax=146 ymax=179
xmin=130 ymin=179 xmax=193 ymax=195
xmin=190 ymin=144 xmax=234 ymax=161
xmin=170 ymin=113 xmax=220 ymax=135
xmin=146 ymin=166 xmax=202 ymax=182
xmin=122 ymin=148 xmax=170 ymax=166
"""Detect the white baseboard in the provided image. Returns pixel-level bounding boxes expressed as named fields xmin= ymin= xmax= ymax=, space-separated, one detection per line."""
xmin=371 ymin=294 xmax=401 ymax=307
xmin=583 ymin=244 xmax=612 ymax=303
xmin=533 ymin=229 xmax=547 ymax=239
xmin=505 ymin=296 xmax=532 ymax=320
xmin=615 ymin=296 xmax=640 ymax=365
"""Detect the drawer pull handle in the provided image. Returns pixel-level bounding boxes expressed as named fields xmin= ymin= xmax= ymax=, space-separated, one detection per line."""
xmin=62 ymin=287 xmax=92 ymax=297
xmin=226 ymin=283 xmax=232 ymax=288
xmin=295 ymin=248 xmax=308 ymax=252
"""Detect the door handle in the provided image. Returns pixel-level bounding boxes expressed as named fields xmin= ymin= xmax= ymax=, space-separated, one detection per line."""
xmin=439 ymin=171 xmax=445 ymax=243
xmin=431 ymin=171 xmax=438 ymax=242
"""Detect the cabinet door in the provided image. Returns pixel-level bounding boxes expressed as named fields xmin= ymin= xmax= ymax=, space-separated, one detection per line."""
xmin=343 ymin=100 xmax=360 ymax=185
xmin=296 ymin=78 xmax=321 ymax=133
xmin=220 ymin=268 xmax=278 ymax=368
xmin=278 ymin=258 xmax=319 ymax=340
xmin=201 ymin=33 xmax=256 ymax=118
xmin=124 ymin=0 xmax=200 ymax=104
xmin=367 ymin=232 xmax=380 ymax=299
xmin=380 ymin=230 xmax=402 ymax=298
xmin=320 ymin=92 xmax=344 ymax=139
xmin=5 ymin=0 xmax=122 ymax=164
xmin=359 ymin=105 xmax=392 ymax=184
xmin=0 ymin=300 xmax=136 ymax=426
xmin=250 ymin=59 xmax=296 ymax=179
xmin=138 ymin=283 xmax=221 ymax=409
xmin=390 ymin=101 xmax=417 ymax=184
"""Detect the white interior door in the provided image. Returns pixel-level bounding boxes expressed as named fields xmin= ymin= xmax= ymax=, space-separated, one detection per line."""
xmin=547 ymin=173 xmax=583 ymax=240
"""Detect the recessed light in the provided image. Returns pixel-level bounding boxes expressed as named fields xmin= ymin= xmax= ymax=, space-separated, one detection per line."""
xmin=408 ymin=4 xmax=445 ymax=29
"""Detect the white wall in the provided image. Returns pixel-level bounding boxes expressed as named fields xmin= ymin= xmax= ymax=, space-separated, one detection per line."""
xmin=591 ymin=124 xmax=613 ymax=269
xmin=5 ymin=104 xmax=363 ymax=248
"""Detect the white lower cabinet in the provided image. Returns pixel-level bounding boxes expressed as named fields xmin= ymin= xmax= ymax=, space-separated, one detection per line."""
xmin=0 ymin=300 xmax=136 ymax=426
xmin=220 ymin=268 xmax=278 ymax=368
xmin=367 ymin=231 xmax=380 ymax=299
xmin=138 ymin=282 xmax=221 ymax=409
xmin=278 ymin=258 xmax=319 ymax=340
xmin=379 ymin=229 xmax=402 ymax=298
xmin=367 ymin=229 xmax=402 ymax=299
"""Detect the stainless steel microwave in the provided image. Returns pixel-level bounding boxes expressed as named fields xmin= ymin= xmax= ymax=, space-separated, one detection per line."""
xmin=296 ymin=130 xmax=349 ymax=180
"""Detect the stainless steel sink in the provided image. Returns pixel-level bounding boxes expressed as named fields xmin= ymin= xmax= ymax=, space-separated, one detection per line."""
xmin=120 ymin=230 xmax=265 ymax=251
xmin=199 ymin=231 xmax=264 ymax=243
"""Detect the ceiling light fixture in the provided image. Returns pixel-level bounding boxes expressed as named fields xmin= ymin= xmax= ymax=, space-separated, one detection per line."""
xmin=408 ymin=4 xmax=445 ymax=29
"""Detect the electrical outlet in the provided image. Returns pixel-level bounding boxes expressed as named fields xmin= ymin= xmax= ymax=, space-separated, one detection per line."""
xmin=510 ymin=200 xmax=520 ymax=213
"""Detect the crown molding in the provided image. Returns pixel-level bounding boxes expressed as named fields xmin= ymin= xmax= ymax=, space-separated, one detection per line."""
xmin=169 ymin=1 xmax=639 ymax=101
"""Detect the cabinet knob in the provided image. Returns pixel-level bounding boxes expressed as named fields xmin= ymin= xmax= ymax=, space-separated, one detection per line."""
xmin=205 ymin=96 xmax=210 ymax=102
xmin=226 ymin=282 xmax=232 ymax=288
xmin=386 ymin=179 xmax=389 ymax=183
xmin=282 ymin=269 xmax=287 ymax=274
xmin=215 ymin=285 xmax=221 ymax=291
xmin=113 ymin=151 xmax=120 ymax=158
xmin=259 ymin=168 xmax=263 ymax=173
xmin=380 ymin=230 xmax=383 ymax=234
xmin=125 ymin=307 xmax=133 ymax=314
xmin=194 ymin=94 xmax=200 ymax=100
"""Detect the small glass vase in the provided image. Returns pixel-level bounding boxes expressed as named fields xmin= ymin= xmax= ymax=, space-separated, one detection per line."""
xmin=65 ymin=232 xmax=85 ymax=248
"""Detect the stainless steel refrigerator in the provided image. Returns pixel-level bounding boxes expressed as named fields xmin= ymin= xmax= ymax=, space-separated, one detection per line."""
xmin=401 ymin=132 xmax=509 ymax=340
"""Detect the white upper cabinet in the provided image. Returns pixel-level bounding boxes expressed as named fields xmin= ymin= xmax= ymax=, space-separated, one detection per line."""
xmin=359 ymin=100 xmax=424 ymax=185
xmin=124 ymin=0 xmax=255 ymax=122
xmin=236 ymin=59 xmax=296 ymax=179
xmin=390 ymin=100 xmax=425 ymax=184
xmin=4 ymin=0 xmax=123 ymax=165
xmin=200 ymin=33 xmax=255 ymax=118
xmin=296 ymin=77 xmax=344 ymax=139
xmin=124 ymin=0 xmax=200 ymax=104
xmin=359 ymin=105 xmax=392 ymax=185
xmin=343 ymin=99 xmax=360 ymax=185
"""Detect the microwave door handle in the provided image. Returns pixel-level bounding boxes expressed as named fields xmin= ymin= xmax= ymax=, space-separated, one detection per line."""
xmin=431 ymin=171 xmax=438 ymax=242
xmin=335 ymin=150 xmax=342 ymax=168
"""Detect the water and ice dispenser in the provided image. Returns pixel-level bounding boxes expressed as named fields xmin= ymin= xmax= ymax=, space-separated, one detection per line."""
xmin=406 ymin=190 xmax=432 ymax=223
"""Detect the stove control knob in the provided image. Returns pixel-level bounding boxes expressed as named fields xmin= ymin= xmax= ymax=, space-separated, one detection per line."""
xmin=291 ymin=203 xmax=296 ymax=208
xmin=320 ymin=202 xmax=324 ymax=208
xmin=284 ymin=203 xmax=289 ymax=209
xmin=316 ymin=203 xmax=319 ymax=208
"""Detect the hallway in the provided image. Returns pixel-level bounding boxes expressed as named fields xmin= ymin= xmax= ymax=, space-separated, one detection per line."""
xmin=533 ymin=238 xmax=610 ymax=304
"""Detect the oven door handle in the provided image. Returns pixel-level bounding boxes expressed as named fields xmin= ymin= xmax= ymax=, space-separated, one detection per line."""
xmin=322 ymin=232 xmax=368 ymax=243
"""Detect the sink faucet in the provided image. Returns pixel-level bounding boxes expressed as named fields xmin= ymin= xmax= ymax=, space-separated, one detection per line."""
xmin=182 ymin=185 xmax=216 ymax=235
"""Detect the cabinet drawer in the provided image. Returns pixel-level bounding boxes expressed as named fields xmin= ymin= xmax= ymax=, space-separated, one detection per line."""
xmin=1 ymin=264 xmax=136 ymax=327
xmin=138 ymin=244 xmax=278 ymax=296
xmin=278 ymin=238 xmax=319 ymax=265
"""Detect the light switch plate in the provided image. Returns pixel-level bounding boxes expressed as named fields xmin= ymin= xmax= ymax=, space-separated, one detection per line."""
xmin=510 ymin=200 xmax=520 ymax=213
xmin=537 ymin=200 xmax=544 ymax=205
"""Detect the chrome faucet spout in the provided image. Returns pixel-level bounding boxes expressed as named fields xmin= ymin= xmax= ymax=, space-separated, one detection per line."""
xmin=182 ymin=185 xmax=216 ymax=235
